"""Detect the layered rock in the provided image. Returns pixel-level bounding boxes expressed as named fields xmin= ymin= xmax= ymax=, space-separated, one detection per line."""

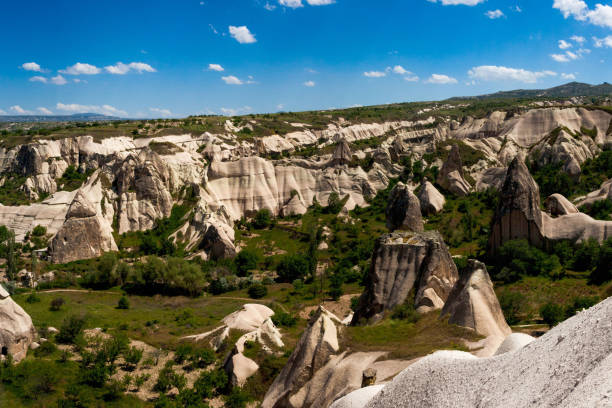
xmin=329 ymin=139 xmax=352 ymax=167
xmin=437 ymin=144 xmax=471 ymax=196
xmin=440 ymin=260 xmax=511 ymax=356
xmin=474 ymin=167 xmax=507 ymax=192
xmin=494 ymin=333 xmax=535 ymax=356
xmin=575 ymin=178 xmax=612 ymax=209
xmin=545 ymin=193 xmax=579 ymax=216
xmin=0 ymin=285 xmax=36 ymax=362
xmin=417 ymin=179 xmax=445 ymax=215
xmin=385 ymin=182 xmax=424 ymax=232
xmin=351 ymin=230 xmax=459 ymax=324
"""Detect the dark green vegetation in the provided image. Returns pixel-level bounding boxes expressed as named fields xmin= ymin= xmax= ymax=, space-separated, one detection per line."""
xmin=451 ymin=82 xmax=612 ymax=100
xmin=0 ymin=174 xmax=31 ymax=205
xmin=56 ymin=165 xmax=93 ymax=192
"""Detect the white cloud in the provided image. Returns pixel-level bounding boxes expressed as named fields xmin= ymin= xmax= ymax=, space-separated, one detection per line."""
xmin=304 ymin=80 xmax=316 ymax=87
xmin=306 ymin=0 xmax=335 ymax=4
xmin=593 ymin=35 xmax=612 ymax=48
xmin=553 ymin=0 xmax=588 ymax=19
xmin=209 ymin=24 xmax=219 ymax=34
xmin=10 ymin=105 xmax=32 ymax=114
xmin=587 ymin=4 xmax=612 ymax=29
xmin=60 ymin=62 xmax=101 ymax=75
xmin=553 ymin=0 xmax=612 ymax=29
xmin=514 ymin=5 xmax=522 ymax=12
xmin=364 ymin=71 xmax=387 ymax=78
xmin=404 ymin=75 xmax=420 ymax=82
xmin=0 ymin=109 xmax=6 ymax=115
xmin=22 ymin=62 xmax=43 ymax=72
xmin=428 ymin=0 xmax=485 ymax=5
xmin=558 ymin=39 xmax=573 ymax=49
xmin=149 ymin=108 xmax=172 ymax=117
xmin=551 ymin=53 xmax=570 ymax=62
xmin=73 ymin=78 xmax=86 ymax=83
xmin=277 ymin=104 xmax=284 ymax=110
xmin=220 ymin=106 xmax=252 ymax=116
xmin=485 ymin=9 xmax=504 ymax=19
xmin=208 ymin=64 xmax=224 ymax=72
xmin=551 ymin=47 xmax=589 ymax=62
xmin=51 ymin=75 xmax=68 ymax=85
xmin=425 ymin=74 xmax=458 ymax=84
xmin=229 ymin=25 xmax=257 ymax=43
xmin=105 ymin=62 xmax=156 ymax=74
xmin=222 ymin=75 xmax=244 ymax=85
xmin=56 ymin=103 xmax=127 ymax=117
xmin=264 ymin=2 xmax=277 ymax=10
xmin=279 ymin=0 xmax=303 ymax=7
xmin=392 ymin=65 xmax=410 ymax=75
xmin=29 ymin=76 xmax=47 ymax=83
xmin=561 ymin=73 xmax=577 ymax=80
xmin=468 ymin=65 xmax=557 ymax=83
xmin=37 ymin=107 xmax=53 ymax=115
xmin=571 ymin=35 xmax=586 ymax=44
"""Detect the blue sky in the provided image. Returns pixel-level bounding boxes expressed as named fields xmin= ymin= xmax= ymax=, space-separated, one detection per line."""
xmin=1 ymin=0 xmax=611 ymax=118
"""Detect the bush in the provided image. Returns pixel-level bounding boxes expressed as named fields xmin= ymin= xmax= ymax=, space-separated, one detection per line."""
xmin=565 ymin=296 xmax=600 ymax=318
xmin=225 ymin=388 xmax=251 ymax=408
xmin=117 ymin=296 xmax=130 ymax=310
xmin=540 ymin=302 xmax=565 ymax=327
xmin=50 ymin=297 xmax=65 ymax=311
xmin=271 ymin=311 xmax=297 ymax=328
xmin=34 ymin=340 xmax=57 ymax=357
xmin=193 ymin=369 xmax=227 ymax=399
xmin=248 ymin=283 xmax=268 ymax=299
xmin=26 ymin=293 xmax=41 ymax=303
xmin=174 ymin=344 xmax=193 ymax=364
xmin=276 ymin=254 xmax=310 ymax=283
xmin=56 ymin=315 xmax=86 ymax=344
xmin=235 ymin=250 xmax=259 ymax=276
xmin=498 ymin=291 xmax=525 ymax=325
xmin=590 ymin=240 xmax=612 ymax=285
xmin=32 ymin=225 xmax=47 ymax=237
xmin=190 ymin=347 xmax=215 ymax=368
xmin=391 ymin=302 xmax=420 ymax=323
xmin=252 ymin=209 xmax=273 ymax=229
xmin=493 ymin=240 xmax=563 ymax=283
xmin=124 ymin=346 xmax=143 ymax=369
xmin=155 ymin=362 xmax=186 ymax=393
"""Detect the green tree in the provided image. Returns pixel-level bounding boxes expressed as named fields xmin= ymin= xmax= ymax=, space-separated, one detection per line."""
xmin=248 ymin=283 xmax=268 ymax=299
xmin=276 ymin=254 xmax=310 ymax=283
xmin=540 ymin=302 xmax=565 ymax=327
xmin=117 ymin=296 xmax=130 ymax=310
xmin=235 ymin=250 xmax=259 ymax=276
xmin=252 ymin=209 xmax=272 ymax=229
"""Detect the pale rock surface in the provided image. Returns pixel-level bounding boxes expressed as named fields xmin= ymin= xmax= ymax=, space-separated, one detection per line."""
xmin=417 ymin=179 xmax=445 ymax=215
xmin=330 ymin=385 xmax=385 ymax=408
xmin=494 ymin=333 xmax=535 ymax=356
xmin=574 ymin=178 xmax=612 ymax=208
xmin=474 ymin=167 xmax=507 ymax=192
xmin=224 ymin=351 xmax=259 ymax=387
xmin=440 ymin=260 xmax=511 ymax=356
xmin=437 ymin=144 xmax=471 ymax=196
xmin=364 ymin=297 xmax=612 ymax=408
xmin=352 ymin=230 xmax=458 ymax=324
xmin=545 ymin=193 xmax=579 ymax=216
xmin=385 ymin=182 xmax=424 ymax=232
xmin=223 ymin=304 xmax=275 ymax=332
xmin=0 ymin=285 xmax=36 ymax=362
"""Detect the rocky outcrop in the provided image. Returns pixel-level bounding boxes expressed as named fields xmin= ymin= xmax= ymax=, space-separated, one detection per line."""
xmin=440 ymin=260 xmax=511 ymax=356
xmin=351 ymin=231 xmax=458 ymax=324
xmin=494 ymin=333 xmax=535 ymax=356
xmin=575 ymin=178 xmax=612 ymax=209
xmin=437 ymin=144 xmax=471 ymax=196
xmin=49 ymin=189 xmax=117 ymax=264
xmin=417 ymin=179 xmax=445 ymax=215
xmin=262 ymin=307 xmax=341 ymax=408
xmin=475 ymin=167 xmax=507 ymax=192
xmin=386 ymin=182 xmax=423 ymax=232
xmin=545 ymin=193 xmax=579 ymax=216
xmin=0 ymin=285 xmax=36 ymax=362
xmin=330 ymin=385 xmax=386 ymax=408
xmin=329 ymin=139 xmax=352 ymax=167
xmin=363 ymin=297 xmax=612 ymax=408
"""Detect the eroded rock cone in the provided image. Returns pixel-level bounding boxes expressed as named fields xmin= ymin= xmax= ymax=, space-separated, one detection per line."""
xmin=386 ymin=182 xmax=424 ymax=232
xmin=544 ymin=193 xmax=579 ymax=217
xmin=329 ymin=138 xmax=352 ymax=167
xmin=437 ymin=144 xmax=471 ymax=196
xmin=418 ymin=178 xmax=445 ymax=215
xmin=488 ymin=156 xmax=545 ymax=253
xmin=0 ymin=285 xmax=36 ymax=362
xmin=440 ymin=259 xmax=511 ymax=356
xmin=351 ymin=230 xmax=458 ymax=324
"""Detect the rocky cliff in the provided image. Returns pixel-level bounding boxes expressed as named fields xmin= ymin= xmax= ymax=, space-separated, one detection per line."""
xmin=0 ymin=284 xmax=36 ymax=362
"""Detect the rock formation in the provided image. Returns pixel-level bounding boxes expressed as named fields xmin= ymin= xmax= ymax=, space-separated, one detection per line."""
xmin=363 ymin=297 xmax=612 ymax=408
xmin=49 ymin=190 xmax=117 ymax=264
xmin=0 ymin=284 xmax=36 ymax=362
xmin=417 ymin=179 xmax=445 ymax=215
xmin=351 ymin=230 xmax=458 ymax=324
xmin=329 ymin=138 xmax=352 ymax=167
xmin=493 ymin=333 xmax=535 ymax=356
xmin=440 ymin=260 xmax=511 ymax=356
xmin=575 ymin=178 xmax=612 ymax=209
xmin=544 ymin=193 xmax=579 ymax=216
xmin=385 ymin=182 xmax=424 ymax=232
xmin=330 ymin=385 xmax=385 ymax=408
xmin=437 ymin=144 xmax=471 ymax=196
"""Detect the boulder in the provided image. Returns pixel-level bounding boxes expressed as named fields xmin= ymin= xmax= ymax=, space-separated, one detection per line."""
xmin=544 ymin=193 xmax=579 ymax=216
xmin=330 ymin=385 xmax=386 ymax=408
xmin=494 ymin=333 xmax=535 ymax=356
xmin=49 ymin=190 xmax=117 ymax=264
xmin=224 ymin=351 xmax=259 ymax=387
xmin=440 ymin=260 xmax=511 ymax=356
xmin=437 ymin=144 xmax=471 ymax=196
xmin=417 ymin=179 xmax=445 ymax=215
xmin=223 ymin=304 xmax=275 ymax=332
xmin=0 ymin=285 xmax=37 ymax=362
xmin=475 ymin=167 xmax=507 ymax=192
xmin=352 ymin=230 xmax=459 ymax=324
xmin=386 ymin=182 xmax=424 ymax=232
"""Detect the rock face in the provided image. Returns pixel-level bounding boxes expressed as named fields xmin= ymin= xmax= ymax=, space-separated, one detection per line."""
xmin=330 ymin=385 xmax=386 ymax=408
xmin=364 ymin=297 xmax=612 ymax=408
xmin=49 ymin=190 xmax=117 ymax=264
xmin=262 ymin=307 xmax=341 ymax=408
xmin=494 ymin=333 xmax=535 ymax=356
xmin=545 ymin=193 xmax=579 ymax=216
xmin=575 ymin=178 xmax=612 ymax=209
xmin=329 ymin=139 xmax=352 ymax=167
xmin=437 ymin=144 xmax=471 ymax=196
xmin=385 ymin=182 xmax=424 ymax=232
xmin=0 ymin=285 xmax=36 ymax=362
xmin=351 ymin=230 xmax=459 ymax=324
xmin=417 ymin=179 xmax=445 ymax=215
xmin=440 ymin=260 xmax=511 ymax=356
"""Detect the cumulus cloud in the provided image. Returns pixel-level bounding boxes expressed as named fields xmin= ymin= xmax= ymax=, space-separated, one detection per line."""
xmin=404 ymin=75 xmax=420 ymax=82
xmin=29 ymin=76 xmax=47 ymax=83
xmin=208 ymin=63 xmax=224 ymax=72
xmin=220 ymin=106 xmax=252 ymax=116
xmin=222 ymin=75 xmax=244 ymax=85
xmin=306 ymin=0 xmax=335 ymax=4
xmin=425 ymin=74 xmax=458 ymax=84
xmin=60 ymin=62 xmax=101 ymax=75
xmin=593 ymin=35 xmax=612 ymax=48
xmin=392 ymin=65 xmax=410 ymax=74
xmin=149 ymin=108 xmax=172 ymax=117
xmin=51 ymin=75 xmax=67 ymax=85
xmin=229 ymin=25 xmax=257 ymax=43
xmin=279 ymin=0 xmax=303 ymax=7
xmin=558 ymin=39 xmax=573 ymax=49
xmin=427 ymin=0 xmax=485 ymax=5
xmin=304 ymin=80 xmax=316 ymax=87
xmin=561 ymin=73 xmax=577 ymax=80
xmin=37 ymin=107 xmax=53 ymax=115
xmin=551 ymin=47 xmax=589 ymax=62
xmin=56 ymin=103 xmax=127 ymax=117
xmin=21 ymin=62 xmax=43 ymax=72
xmin=485 ymin=9 xmax=504 ymax=19
xmin=10 ymin=105 xmax=32 ymax=114
xmin=571 ymin=35 xmax=586 ymax=44
xmin=468 ymin=65 xmax=557 ymax=83
xmin=105 ymin=62 xmax=156 ymax=74
xmin=553 ymin=0 xmax=612 ymax=29
xmin=364 ymin=71 xmax=387 ymax=78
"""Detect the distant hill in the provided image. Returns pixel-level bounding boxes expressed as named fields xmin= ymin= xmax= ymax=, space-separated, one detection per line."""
xmin=449 ymin=82 xmax=612 ymax=100
xmin=0 ymin=113 xmax=122 ymax=123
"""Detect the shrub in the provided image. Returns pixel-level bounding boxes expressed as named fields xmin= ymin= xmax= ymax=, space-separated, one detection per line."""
xmin=190 ymin=347 xmax=215 ymax=368
xmin=34 ymin=340 xmax=57 ymax=357
xmin=350 ymin=296 xmax=360 ymax=312
xmin=235 ymin=250 xmax=259 ymax=276
xmin=540 ymin=302 xmax=565 ymax=327
xmin=248 ymin=283 xmax=268 ymax=299
xmin=391 ymin=302 xmax=420 ymax=324
xmin=225 ymin=388 xmax=251 ymax=408
xmin=493 ymin=240 xmax=563 ymax=283
xmin=590 ymin=240 xmax=612 ymax=285
xmin=32 ymin=225 xmax=47 ymax=237
xmin=193 ymin=369 xmax=227 ymax=399
xmin=56 ymin=315 xmax=86 ymax=344
xmin=155 ymin=362 xmax=186 ymax=393
xmin=50 ymin=297 xmax=65 ymax=311
xmin=328 ymin=272 xmax=344 ymax=301
xmin=26 ymin=293 xmax=41 ymax=303
xmin=323 ymin=192 xmax=344 ymax=214
xmin=124 ymin=346 xmax=143 ymax=370
xmin=565 ymin=296 xmax=600 ymax=318
xmin=174 ymin=344 xmax=193 ymax=364
xmin=276 ymin=254 xmax=310 ymax=283
xmin=498 ymin=291 xmax=525 ymax=325
xmin=117 ymin=296 xmax=130 ymax=310
xmin=271 ymin=311 xmax=297 ymax=328
xmin=252 ymin=209 xmax=273 ymax=229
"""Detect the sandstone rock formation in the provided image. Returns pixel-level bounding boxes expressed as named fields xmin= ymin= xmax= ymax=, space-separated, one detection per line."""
xmin=49 ymin=189 xmax=117 ymax=264
xmin=364 ymin=297 xmax=612 ymax=408
xmin=545 ymin=193 xmax=579 ymax=216
xmin=351 ymin=230 xmax=458 ymax=324
xmin=224 ymin=351 xmax=259 ymax=387
xmin=330 ymin=385 xmax=385 ymax=408
xmin=474 ymin=167 xmax=507 ymax=192
xmin=440 ymin=260 xmax=511 ymax=356
xmin=575 ymin=178 xmax=612 ymax=209
xmin=0 ymin=284 xmax=36 ymax=362
xmin=494 ymin=333 xmax=535 ymax=356
xmin=417 ymin=179 xmax=445 ymax=215
xmin=385 ymin=182 xmax=424 ymax=232
xmin=437 ymin=144 xmax=471 ymax=196
xmin=329 ymin=138 xmax=352 ymax=167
